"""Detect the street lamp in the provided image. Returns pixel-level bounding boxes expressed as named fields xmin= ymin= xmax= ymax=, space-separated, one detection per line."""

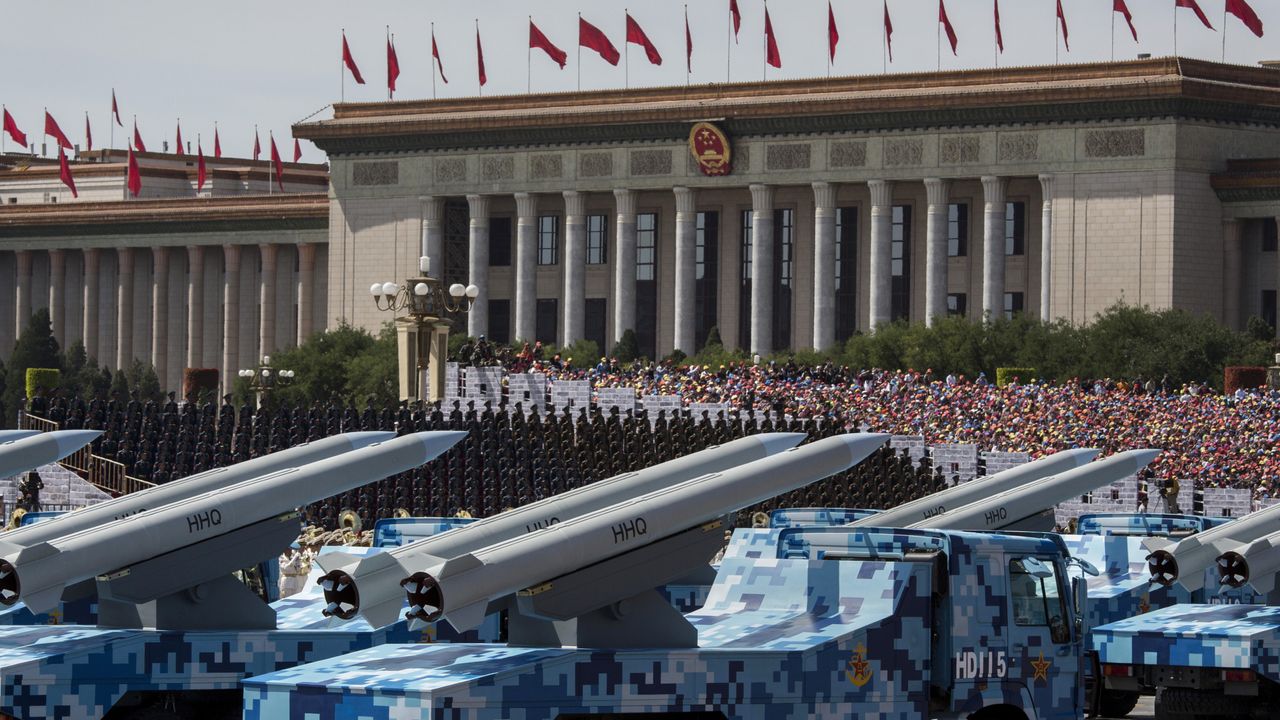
xmin=370 ymin=256 xmax=480 ymax=403
xmin=238 ymin=355 xmax=295 ymax=407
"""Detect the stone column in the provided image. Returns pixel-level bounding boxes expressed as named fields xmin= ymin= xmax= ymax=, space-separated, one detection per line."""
xmin=466 ymin=194 xmax=490 ymax=338
xmin=562 ymin=191 xmax=586 ymax=347
xmin=1223 ymin=219 xmax=1242 ymax=330
xmin=420 ymin=195 xmax=444 ymax=278
xmin=514 ymin=193 xmax=539 ymax=343
xmin=222 ymin=245 xmax=241 ymax=393
xmin=613 ymin=189 xmax=637 ymax=342
xmin=14 ymin=250 xmax=31 ymax=340
xmin=151 ymin=247 xmax=170 ymax=391
xmin=116 ymin=248 xmax=135 ymax=369
xmin=1039 ymin=174 xmax=1056 ymax=322
xmin=83 ymin=248 xmax=100 ymax=362
xmin=924 ymin=178 xmax=950 ymax=327
xmin=981 ymin=175 xmax=1009 ymax=320
xmin=749 ymin=184 xmax=775 ymax=355
xmin=868 ymin=180 xmax=894 ymax=330
xmin=259 ymin=243 xmax=278 ymax=356
xmin=673 ymin=186 xmax=698 ymax=355
xmin=812 ymin=182 xmax=837 ymax=351
xmin=48 ymin=249 xmax=66 ymax=347
xmin=297 ymin=243 xmax=316 ymax=344
xmin=186 ymin=246 xmax=204 ymax=370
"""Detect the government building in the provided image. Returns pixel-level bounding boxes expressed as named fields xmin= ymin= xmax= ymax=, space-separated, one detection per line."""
xmin=2 ymin=57 xmax=1279 ymax=391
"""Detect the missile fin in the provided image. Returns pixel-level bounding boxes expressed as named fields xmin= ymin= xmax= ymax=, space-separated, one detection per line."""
xmin=1176 ymin=568 xmax=1207 ymax=593
xmin=438 ymin=552 xmax=484 ymax=580
xmin=362 ymin=598 xmax=406 ymax=630
xmin=314 ymin=552 xmax=363 ymax=575
xmin=1251 ymin=572 xmax=1278 ymax=596
xmin=0 ymin=541 xmax=23 ymax=560
xmin=15 ymin=541 xmax=58 ymax=564
xmin=446 ymin=600 xmax=490 ymax=632
xmin=22 ymin=583 xmax=66 ymax=614
xmin=1142 ymin=537 xmax=1173 ymax=554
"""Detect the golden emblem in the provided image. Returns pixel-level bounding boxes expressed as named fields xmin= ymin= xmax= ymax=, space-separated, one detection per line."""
xmin=845 ymin=643 xmax=873 ymax=687
xmin=1138 ymin=594 xmax=1150 ymax=614
xmin=689 ymin=122 xmax=732 ymax=177
xmin=1029 ymin=652 xmax=1052 ymax=682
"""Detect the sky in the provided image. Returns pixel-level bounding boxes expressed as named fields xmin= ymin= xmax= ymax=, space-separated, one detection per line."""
xmin=2 ymin=0 xmax=1275 ymax=164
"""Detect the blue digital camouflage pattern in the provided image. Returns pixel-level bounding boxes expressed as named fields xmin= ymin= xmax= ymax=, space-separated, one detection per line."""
xmin=372 ymin=516 xmax=477 ymax=548
xmin=1093 ymin=604 xmax=1280 ymax=682
xmin=767 ymin=507 xmax=881 ymax=528
xmin=243 ymin=528 xmax=1084 ymax=720
xmin=1076 ymin=513 xmax=1230 ymax=538
xmin=16 ymin=511 xmax=69 ymax=527
xmin=1061 ymin=534 xmax=1188 ymax=634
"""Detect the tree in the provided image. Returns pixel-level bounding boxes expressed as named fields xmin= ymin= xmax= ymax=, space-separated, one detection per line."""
xmin=2 ymin=309 xmax=60 ymax=428
xmin=704 ymin=326 xmax=723 ymax=349
xmin=613 ymin=329 xmax=640 ymax=364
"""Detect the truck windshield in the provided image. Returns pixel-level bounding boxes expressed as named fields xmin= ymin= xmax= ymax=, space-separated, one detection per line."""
xmin=1010 ymin=557 xmax=1071 ymax=643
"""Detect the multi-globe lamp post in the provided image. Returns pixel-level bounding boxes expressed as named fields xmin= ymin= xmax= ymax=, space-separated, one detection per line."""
xmin=369 ymin=256 xmax=479 ymax=403
xmin=237 ymin=355 xmax=295 ymax=407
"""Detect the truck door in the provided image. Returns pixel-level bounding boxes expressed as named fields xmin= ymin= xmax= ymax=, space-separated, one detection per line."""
xmin=1007 ymin=556 xmax=1081 ymax=720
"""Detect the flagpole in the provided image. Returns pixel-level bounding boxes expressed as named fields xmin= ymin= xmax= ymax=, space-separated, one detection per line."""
xmin=1222 ymin=4 xmax=1229 ymax=62
xmin=1 ymin=105 xmax=5 ymax=155
xmin=625 ymin=8 xmax=631 ymax=90
xmin=882 ymin=2 xmax=888 ymax=74
xmin=937 ymin=1 xmax=942 ymax=72
xmin=1111 ymin=6 xmax=1117 ymax=61
xmin=577 ymin=13 xmax=583 ymax=92
xmin=527 ymin=16 xmax=533 ymax=94
xmin=1174 ymin=6 xmax=1179 ymax=57
xmin=686 ymin=4 xmax=691 ymax=86
xmin=109 ymin=92 xmax=114 ymax=151
xmin=1054 ymin=5 xmax=1059 ymax=65
xmin=432 ymin=24 xmax=438 ymax=100
xmin=387 ymin=26 xmax=391 ymax=100
xmin=761 ymin=0 xmax=767 ymax=82
xmin=476 ymin=19 xmax=484 ymax=97
xmin=341 ymin=29 xmax=346 ymax=103
xmin=726 ymin=2 xmax=732 ymax=83
xmin=268 ymin=131 xmax=273 ymax=196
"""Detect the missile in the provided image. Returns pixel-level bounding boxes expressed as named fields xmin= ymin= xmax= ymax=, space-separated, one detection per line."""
xmin=847 ymin=447 xmax=1099 ymax=528
xmin=0 ymin=431 xmax=465 ymax=613
xmin=400 ymin=433 xmax=889 ymax=632
xmin=318 ymin=432 xmax=808 ymax=628
xmin=1215 ymin=533 xmax=1280 ymax=595
xmin=0 ymin=430 xmax=101 ymax=480
xmin=1149 ymin=499 xmax=1280 ymax=592
xmin=0 ymin=430 xmax=41 ymax=443
xmin=0 ymin=432 xmax=394 ymax=552
xmin=908 ymin=449 xmax=1161 ymax=532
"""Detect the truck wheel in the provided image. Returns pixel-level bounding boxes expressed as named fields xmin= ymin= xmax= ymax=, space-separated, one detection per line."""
xmin=1099 ymin=689 xmax=1141 ymax=718
xmin=1155 ymin=687 xmax=1251 ymax=720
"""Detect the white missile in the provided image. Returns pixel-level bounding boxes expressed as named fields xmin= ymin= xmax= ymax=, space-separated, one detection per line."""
xmin=908 ymin=449 xmax=1161 ymax=532
xmin=0 ymin=432 xmax=394 ymax=552
xmin=399 ymin=433 xmax=889 ymax=632
xmin=318 ymin=432 xmax=808 ymax=628
xmin=1149 ymin=499 xmax=1280 ymax=592
xmin=0 ymin=430 xmax=41 ymax=443
xmin=847 ymin=447 xmax=1099 ymax=528
xmin=1216 ymin=532 xmax=1280 ymax=595
xmin=0 ymin=431 xmax=465 ymax=613
xmin=0 ymin=430 xmax=101 ymax=480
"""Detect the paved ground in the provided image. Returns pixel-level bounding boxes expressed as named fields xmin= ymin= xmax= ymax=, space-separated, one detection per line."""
xmin=1107 ymin=696 xmax=1154 ymax=720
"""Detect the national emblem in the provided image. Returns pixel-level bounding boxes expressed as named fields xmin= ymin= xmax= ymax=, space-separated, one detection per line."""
xmin=1029 ymin=651 xmax=1052 ymax=682
xmin=845 ymin=642 xmax=873 ymax=687
xmin=689 ymin=122 xmax=732 ymax=177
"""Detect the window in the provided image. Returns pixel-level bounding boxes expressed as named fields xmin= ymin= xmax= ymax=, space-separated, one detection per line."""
xmin=1004 ymin=292 xmax=1025 ymax=320
xmin=1005 ymin=201 xmax=1026 ymax=256
xmin=587 ymin=214 xmax=608 ymax=265
xmin=835 ymin=207 xmax=859 ymax=342
xmin=636 ymin=212 xmax=658 ymax=359
xmin=487 ymin=299 xmax=511 ymax=345
xmin=947 ymin=293 xmax=967 ymax=316
xmin=773 ymin=208 xmax=794 ymax=351
xmin=948 ymin=203 xmax=969 ymax=257
xmin=891 ymin=205 xmax=912 ymax=322
xmin=695 ymin=212 xmax=719 ymax=351
xmin=1262 ymin=290 xmax=1277 ymax=335
xmin=1265 ymin=218 xmax=1278 ymax=253
xmin=585 ymin=299 xmax=608 ymax=355
xmin=1009 ymin=557 xmax=1071 ymax=644
xmin=489 ymin=217 xmax=512 ymax=267
xmin=739 ymin=209 xmax=753 ymax=351
xmin=536 ymin=298 xmax=558 ymax=345
xmin=537 ymin=215 xmax=559 ymax=265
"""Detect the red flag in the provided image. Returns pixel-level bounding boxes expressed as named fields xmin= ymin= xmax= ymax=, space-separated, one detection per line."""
xmin=126 ymin=146 xmax=142 ymax=197
xmin=530 ymin=20 xmax=568 ymax=69
xmin=85 ymin=113 xmax=92 ymax=152
xmin=44 ymin=111 xmax=73 ymax=149
xmin=3 ymin=109 xmax=27 ymax=147
xmin=939 ymin=0 xmax=959 ymax=55
xmin=1113 ymin=0 xmax=1138 ymax=41
xmin=387 ymin=35 xmax=400 ymax=97
xmin=432 ymin=30 xmax=449 ymax=83
xmin=1056 ymin=0 xmax=1070 ymax=51
xmin=293 ymin=138 xmax=302 ymax=163
xmin=132 ymin=120 xmax=147 ymax=153
xmin=995 ymin=0 xmax=1005 ymax=53
xmin=270 ymin=135 xmax=284 ymax=191
xmin=197 ymin=142 xmax=207 ymax=191
xmin=476 ymin=26 xmax=487 ymax=87
xmin=828 ymin=1 xmax=840 ymax=63
xmin=729 ymin=0 xmax=741 ymax=42
xmin=214 ymin=126 xmax=222 ymax=158
xmin=1175 ymin=0 xmax=1214 ymax=30
xmin=57 ymin=146 xmax=77 ymax=198
xmin=579 ymin=17 xmax=620 ymax=65
xmin=625 ymin=14 xmax=663 ymax=65
xmin=763 ymin=7 xmax=781 ymax=68
xmin=175 ymin=121 xmax=183 ymax=154
xmin=686 ymin=9 xmax=693 ymax=73
xmin=111 ymin=90 xmax=123 ymax=127
xmin=342 ymin=32 xmax=366 ymax=84
xmin=1226 ymin=0 xmax=1264 ymax=37
xmin=884 ymin=0 xmax=894 ymax=62
xmin=253 ymin=130 xmax=261 ymax=160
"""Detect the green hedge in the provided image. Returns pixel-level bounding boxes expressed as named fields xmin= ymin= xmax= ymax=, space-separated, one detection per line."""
xmin=24 ymin=368 xmax=59 ymax=398
xmin=995 ymin=367 xmax=1038 ymax=387
xmin=1224 ymin=366 xmax=1268 ymax=394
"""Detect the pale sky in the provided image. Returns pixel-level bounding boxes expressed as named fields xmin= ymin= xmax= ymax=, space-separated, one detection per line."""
xmin=3 ymin=0 xmax=1275 ymax=163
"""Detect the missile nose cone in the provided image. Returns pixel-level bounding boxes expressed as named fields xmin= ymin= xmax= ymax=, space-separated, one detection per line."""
xmin=836 ymin=432 xmax=892 ymax=464
xmin=1065 ymin=448 xmax=1103 ymax=466
xmin=345 ymin=431 xmax=399 ymax=450
xmin=50 ymin=430 xmax=102 ymax=459
xmin=756 ymin=433 xmax=808 ymax=456
xmin=1113 ymin=448 xmax=1161 ymax=471
xmin=415 ymin=431 xmax=468 ymax=462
